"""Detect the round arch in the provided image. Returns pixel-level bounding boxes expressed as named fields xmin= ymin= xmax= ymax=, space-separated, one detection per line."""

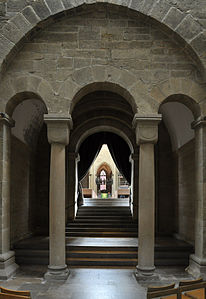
xmin=59 ymin=67 xmax=156 ymax=115
xmin=0 ymin=1 xmax=205 ymax=77
xmin=71 ymin=124 xmax=135 ymax=154
xmin=151 ymin=78 xmax=203 ymax=118
xmin=1 ymin=75 xmax=52 ymax=116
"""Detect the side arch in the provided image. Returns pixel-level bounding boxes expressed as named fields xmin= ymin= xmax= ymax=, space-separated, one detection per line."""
xmin=151 ymin=78 xmax=204 ymax=118
xmin=0 ymin=75 xmax=53 ymax=115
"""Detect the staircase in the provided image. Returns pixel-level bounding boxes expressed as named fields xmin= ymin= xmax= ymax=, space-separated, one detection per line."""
xmin=66 ymin=199 xmax=138 ymax=267
xmin=66 ymin=204 xmax=137 ymax=238
xmin=14 ymin=198 xmax=194 ymax=268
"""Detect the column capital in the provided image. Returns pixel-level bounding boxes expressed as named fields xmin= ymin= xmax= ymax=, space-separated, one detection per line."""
xmin=0 ymin=113 xmax=15 ymax=128
xmin=44 ymin=113 xmax=73 ymax=145
xmin=132 ymin=114 xmax=162 ymax=145
xmin=191 ymin=116 xmax=206 ymax=130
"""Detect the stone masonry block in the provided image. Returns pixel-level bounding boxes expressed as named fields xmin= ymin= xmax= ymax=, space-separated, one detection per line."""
xmin=1 ymin=21 xmax=23 ymax=44
xmin=92 ymin=65 xmax=107 ymax=82
xmin=129 ymin=0 xmax=144 ymax=11
xmin=0 ymin=34 xmax=14 ymax=61
xmin=61 ymin=0 xmax=81 ymax=9
xmin=59 ymin=79 xmax=79 ymax=99
xmin=31 ymin=0 xmax=52 ymax=20
xmin=163 ymin=7 xmax=185 ymax=30
xmin=72 ymin=67 xmax=93 ymax=85
xmin=79 ymin=27 xmax=100 ymax=41
xmin=150 ymin=85 xmax=166 ymax=103
xmin=176 ymin=14 xmax=203 ymax=42
xmin=111 ymin=49 xmax=149 ymax=59
xmin=11 ymin=13 xmax=32 ymax=35
xmin=140 ymin=0 xmax=156 ymax=15
xmin=190 ymin=31 xmax=206 ymax=57
xmin=117 ymin=70 xmax=136 ymax=89
xmin=22 ymin=6 xmax=41 ymax=26
xmin=149 ymin=0 xmax=171 ymax=21
xmin=45 ymin=0 xmax=65 ymax=14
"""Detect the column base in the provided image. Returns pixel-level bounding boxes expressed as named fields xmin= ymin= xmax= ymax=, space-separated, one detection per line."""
xmin=44 ymin=265 xmax=69 ymax=281
xmin=135 ymin=265 xmax=158 ymax=281
xmin=0 ymin=251 xmax=19 ymax=280
xmin=186 ymin=254 xmax=206 ymax=279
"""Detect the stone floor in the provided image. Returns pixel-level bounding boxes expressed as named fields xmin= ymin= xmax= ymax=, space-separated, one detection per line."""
xmin=0 ymin=265 xmax=195 ymax=298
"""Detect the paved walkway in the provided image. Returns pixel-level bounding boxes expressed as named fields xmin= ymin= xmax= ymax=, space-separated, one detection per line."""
xmin=0 ymin=266 xmax=194 ymax=299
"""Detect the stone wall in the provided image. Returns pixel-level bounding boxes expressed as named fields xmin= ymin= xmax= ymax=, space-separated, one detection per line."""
xmin=10 ymin=135 xmax=35 ymax=245
xmin=5 ymin=3 xmax=198 ymax=97
xmin=177 ymin=139 xmax=195 ymax=244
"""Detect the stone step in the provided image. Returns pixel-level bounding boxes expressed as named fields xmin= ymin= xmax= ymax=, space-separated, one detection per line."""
xmin=67 ymin=223 xmax=137 ymax=228
xmin=65 ymin=232 xmax=138 ymax=237
xmin=75 ymin=216 xmax=133 ymax=219
xmin=73 ymin=219 xmax=135 ymax=223
xmin=66 ymin=229 xmax=137 ymax=233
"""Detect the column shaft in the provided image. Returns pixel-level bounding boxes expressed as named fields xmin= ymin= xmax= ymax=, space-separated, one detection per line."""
xmin=138 ymin=143 xmax=155 ymax=273
xmin=44 ymin=114 xmax=72 ymax=281
xmin=188 ymin=119 xmax=206 ymax=278
xmin=133 ymin=113 xmax=161 ymax=278
xmin=0 ymin=115 xmax=18 ymax=279
xmin=49 ymin=143 xmax=66 ymax=268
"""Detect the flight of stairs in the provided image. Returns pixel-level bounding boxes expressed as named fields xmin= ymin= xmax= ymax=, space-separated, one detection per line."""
xmin=66 ymin=205 xmax=137 ymax=238
xmin=66 ymin=202 xmax=138 ymax=267
xmin=14 ymin=199 xmax=193 ymax=268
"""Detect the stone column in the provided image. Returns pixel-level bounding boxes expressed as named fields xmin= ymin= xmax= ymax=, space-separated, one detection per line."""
xmin=0 ymin=113 xmax=18 ymax=279
xmin=133 ymin=114 xmax=161 ymax=277
xmin=188 ymin=117 xmax=206 ymax=278
xmin=44 ymin=114 xmax=72 ymax=281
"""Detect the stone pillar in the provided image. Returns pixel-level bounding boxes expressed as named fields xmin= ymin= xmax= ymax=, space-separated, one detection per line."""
xmin=188 ymin=117 xmax=206 ymax=278
xmin=133 ymin=114 xmax=161 ymax=277
xmin=0 ymin=113 xmax=18 ymax=279
xmin=44 ymin=114 xmax=72 ymax=281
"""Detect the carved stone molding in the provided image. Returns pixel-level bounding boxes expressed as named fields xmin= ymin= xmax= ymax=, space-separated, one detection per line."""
xmin=44 ymin=114 xmax=73 ymax=145
xmin=133 ymin=114 xmax=162 ymax=145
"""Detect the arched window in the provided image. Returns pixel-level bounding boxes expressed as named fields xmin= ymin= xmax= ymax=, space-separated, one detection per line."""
xmin=100 ymin=170 xmax=106 ymax=190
